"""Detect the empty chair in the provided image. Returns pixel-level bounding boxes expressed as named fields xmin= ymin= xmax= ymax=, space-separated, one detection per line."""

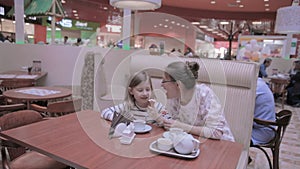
xmin=250 ymin=109 xmax=292 ymax=169
xmin=30 ymin=98 xmax=82 ymax=117
xmin=0 ymin=110 xmax=67 ymax=169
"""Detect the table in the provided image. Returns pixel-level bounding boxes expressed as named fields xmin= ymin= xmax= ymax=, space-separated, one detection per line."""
xmin=0 ymin=70 xmax=47 ymax=82
xmin=268 ymin=76 xmax=290 ymax=109
xmin=3 ymin=86 xmax=72 ymax=109
xmin=0 ymin=110 xmax=243 ymax=169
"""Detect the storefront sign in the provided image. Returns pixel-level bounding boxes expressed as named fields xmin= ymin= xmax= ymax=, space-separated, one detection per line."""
xmin=45 ymin=17 xmax=99 ymax=31
xmin=105 ymin=24 xmax=122 ymax=33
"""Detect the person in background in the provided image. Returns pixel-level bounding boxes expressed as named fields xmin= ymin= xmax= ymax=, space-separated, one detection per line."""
xmin=259 ymin=58 xmax=272 ymax=78
xmin=160 ymin=61 xmax=234 ymax=141
xmin=63 ymin=36 xmax=70 ymax=45
xmin=286 ymin=71 xmax=300 ymax=107
xmin=101 ymin=71 xmax=170 ymax=124
xmin=252 ymin=77 xmax=276 ymax=144
xmin=288 ymin=60 xmax=300 ymax=78
xmin=184 ymin=47 xmax=193 ymax=57
xmin=0 ymin=32 xmax=5 ymax=42
xmin=249 ymin=77 xmax=276 ymax=163
xmin=73 ymin=38 xmax=83 ymax=46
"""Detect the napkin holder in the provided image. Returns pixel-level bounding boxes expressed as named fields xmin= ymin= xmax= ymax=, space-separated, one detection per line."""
xmin=109 ymin=111 xmax=133 ymax=139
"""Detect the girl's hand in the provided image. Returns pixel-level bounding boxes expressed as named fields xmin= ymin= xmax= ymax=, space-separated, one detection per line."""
xmin=163 ymin=119 xmax=175 ymax=130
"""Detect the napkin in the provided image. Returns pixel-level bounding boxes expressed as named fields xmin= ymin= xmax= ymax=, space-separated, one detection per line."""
xmin=109 ymin=111 xmax=134 ymax=139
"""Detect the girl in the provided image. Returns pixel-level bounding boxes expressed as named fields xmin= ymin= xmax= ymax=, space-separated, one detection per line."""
xmin=101 ymin=71 xmax=169 ymax=124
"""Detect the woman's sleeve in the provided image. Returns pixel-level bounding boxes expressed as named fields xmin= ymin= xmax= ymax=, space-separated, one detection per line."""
xmin=198 ymin=87 xmax=225 ymax=139
xmin=101 ymin=103 xmax=126 ymax=121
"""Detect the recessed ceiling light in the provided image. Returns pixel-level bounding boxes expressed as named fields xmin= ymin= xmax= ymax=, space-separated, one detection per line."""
xmin=220 ymin=21 xmax=229 ymax=25
xmin=265 ymin=4 xmax=269 ymax=7
xmin=165 ymin=19 xmax=169 ymax=22
xmin=199 ymin=25 xmax=208 ymax=28
xmin=72 ymin=10 xmax=77 ymax=13
xmin=236 ymin=0 xmax=241 ymax=3
xmin=265 ymin=8 xmax=270 ymax=11
xmin=61 ymin=0 xmax=66 ymax=4
xmin=239 ymin=4 xmax=244 ymax=8
xmin=252 ymin=21 xmax=262 ymax=25
xmin=74 ymin=13 xmax=78 ymax=16
xmin=164 ymin=25 xmax=168 ymax=28
xmin=171 ymin=21 xmax=175 ymax=24
xmin=191 ymin=22 xmax=200 ymax=25
xmin=210 ymin=1 xmax=216 ymax=4
xmin=103 ymin=7 xmax=108 ymax=10
xmin=264 ymin=0 xmax=269 ymax=2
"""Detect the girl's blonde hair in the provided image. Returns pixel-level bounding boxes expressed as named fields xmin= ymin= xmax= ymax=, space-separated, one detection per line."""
xmin=124 ymin=71 xmax=155 ymax=108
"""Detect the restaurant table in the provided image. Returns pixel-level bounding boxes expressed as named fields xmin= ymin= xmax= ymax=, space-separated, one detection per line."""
xmin=0 ymin=110 xmax=243 ymax=169
xmin=3 ymin=86 xmax=72 ymax=109
xmin=0 ymin=70 xmax=47 ymax=82
xmin=267 ymin=75 xmax=290 ymax=109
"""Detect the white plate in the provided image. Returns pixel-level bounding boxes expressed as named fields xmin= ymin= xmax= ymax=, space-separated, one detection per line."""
xmin=134 ymin=125 xmax=152 ymax=133
xmin=149 ymin=141 xmax=200 ymax=159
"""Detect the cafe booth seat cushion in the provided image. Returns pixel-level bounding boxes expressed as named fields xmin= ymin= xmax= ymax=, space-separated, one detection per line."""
xmin=9 ymin=151 xmax=67 ymax=169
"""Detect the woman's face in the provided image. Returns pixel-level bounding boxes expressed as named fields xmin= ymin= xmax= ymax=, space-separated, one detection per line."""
xmin=129 ymin=80 xmax=152 ymax=107
xmin=161 ymin=74 xmax=180 ymax=99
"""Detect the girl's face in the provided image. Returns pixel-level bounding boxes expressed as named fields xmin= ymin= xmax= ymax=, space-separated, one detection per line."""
xmin=129 ymin=80 xmax=152 ymax=107
xmin=161 ymin=74 xmax=180 ymax=99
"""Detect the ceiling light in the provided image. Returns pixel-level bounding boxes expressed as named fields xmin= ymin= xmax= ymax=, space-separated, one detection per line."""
xmin=265 ymin=4 xmax=269 ymax=7
xmin=72 ymin=10 xmax=77 ymax=13
xmin=61 ymin=0 xmax=66 ymax=4
xmin=110 ymin=0 xmax=161 ymax=10
xmin=210 ymin=1 xmax=216 ymax=4
xmin=191 ymin=22 xmax=200 ymax=25
xmin=199 ymin=25 xmax=208 ymax=28
xmin=239 ymin=4 xmax=244 ymax=8
xmin=265 ymin=8 xmax=270 ymax=11
xmin=275 ymin=1 xmax=300 ymax=34
xmin=220 ymin=21 xmax=229 ymax=25
xmin=252 ymin=21 xmax=262 ymax=25
xmin=264 ymin=0 xmax=269 ymax=2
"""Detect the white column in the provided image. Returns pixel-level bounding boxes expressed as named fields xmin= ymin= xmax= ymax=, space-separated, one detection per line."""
xmin=14 ymin=0 xmax=24 ymax=44
xmin=51 ymin=0 xmax=56 ymax=44
xmin=284 ymin=33 xmax=293 ymax=59
xmin=122 ymin=9 xmax=131 ymax=50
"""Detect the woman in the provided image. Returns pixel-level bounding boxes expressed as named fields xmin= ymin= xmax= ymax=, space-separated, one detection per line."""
xmin=161 ymin=61 xmax=234 ymax=141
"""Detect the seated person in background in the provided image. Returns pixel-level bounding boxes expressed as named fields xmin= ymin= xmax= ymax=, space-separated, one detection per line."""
xmin=286 ymin=71 xmax=300 ymax=107
xmin=288 ymin=60 xmax=300 ymax=78
xmin=252 ymin=77 xmax=276 ymax=145
xmin=101 ymin=71 xmax=170 ymax=124
xmin=259 ymin=58 xmax=272 ymax=78
xmin=160 ymin=61 xmax=234 ymax=141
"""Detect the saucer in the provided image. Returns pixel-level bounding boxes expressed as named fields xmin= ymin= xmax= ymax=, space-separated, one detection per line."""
xmin=134 ymin=125 xmax=152 ymax=133
xmin=163 ymin=131 xmax=171 ymax=139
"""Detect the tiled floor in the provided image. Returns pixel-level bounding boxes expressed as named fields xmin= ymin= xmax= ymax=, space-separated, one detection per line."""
xmin=247 ymin=103 xmax=300 ymax=169
xmin=1 ymin=103 xmax=299 ymax=169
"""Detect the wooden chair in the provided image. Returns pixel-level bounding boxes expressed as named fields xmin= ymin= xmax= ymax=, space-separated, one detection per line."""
xmin=0 ymin=110 xmax=67 ymax=169
xmin=0 ymin=95 xmax=26 ymax=116
xmin=0 ymin=79 xmax=34 ymax=105
xmin=30 ymin=98 xmax=82 ymax=117
xmin=269 ymin=78 xmax=289 ymax=109
xmin=250 ymin=109 xmax=292 ymax=169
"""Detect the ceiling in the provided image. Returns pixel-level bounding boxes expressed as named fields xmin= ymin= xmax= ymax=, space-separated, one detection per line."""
xmin=0 ymin=0 xmax=295 ymax=41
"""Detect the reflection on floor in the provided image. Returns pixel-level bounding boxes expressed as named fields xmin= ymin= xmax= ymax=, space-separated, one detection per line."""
xmin=247 ymin=103 xmax=300 ymax=169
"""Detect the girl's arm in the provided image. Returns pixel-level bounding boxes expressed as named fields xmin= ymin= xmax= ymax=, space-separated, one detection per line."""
xmin=101 ymin=103 xmax=126 ymax=121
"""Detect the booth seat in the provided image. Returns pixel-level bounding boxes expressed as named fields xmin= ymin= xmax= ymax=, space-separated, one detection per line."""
xmin=95 ymin=53 xmax=258 ymax=168
xmin=130 ymin=55 xmax=258 ymax=169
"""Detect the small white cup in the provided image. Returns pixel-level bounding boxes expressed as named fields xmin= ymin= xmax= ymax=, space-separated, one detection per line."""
xmin=157 ymin=138 xmax=173 ymax=151
xmin=133 ymin=119 xmax=146 ymax=130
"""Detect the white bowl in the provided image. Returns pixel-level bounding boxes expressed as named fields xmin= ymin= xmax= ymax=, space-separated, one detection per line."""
xmin=157 ymin=138 xmax=173 ymax=151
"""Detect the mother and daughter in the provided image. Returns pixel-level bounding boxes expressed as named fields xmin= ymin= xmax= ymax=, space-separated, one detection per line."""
xmin=101 ymin=61 xmax=234 ymax=142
